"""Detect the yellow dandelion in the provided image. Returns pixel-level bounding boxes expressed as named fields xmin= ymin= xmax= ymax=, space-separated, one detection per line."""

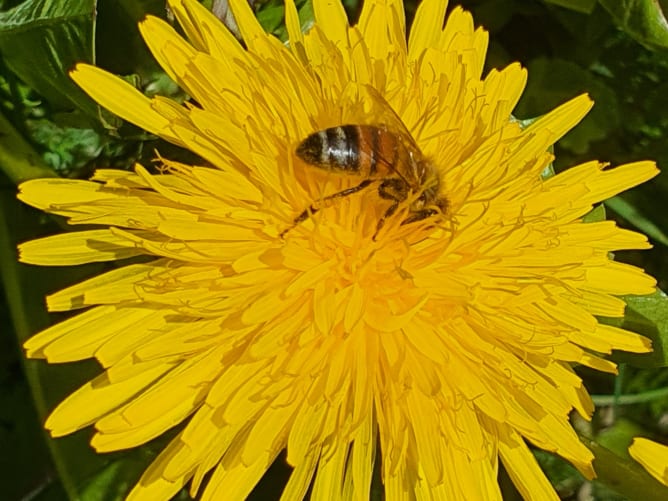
xmin=18 ymin=0 xmax=659 ymax=499
xmin=629 ymin=438 xmax=668 ymax=486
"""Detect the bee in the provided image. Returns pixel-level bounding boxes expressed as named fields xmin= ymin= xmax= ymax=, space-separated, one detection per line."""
xmin=280 ymin=121 xmax=448 ymax=239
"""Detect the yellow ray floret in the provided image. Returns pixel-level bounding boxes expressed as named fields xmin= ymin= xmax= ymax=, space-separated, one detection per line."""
xmin=629 ymin=438 xmax=668 ymax=486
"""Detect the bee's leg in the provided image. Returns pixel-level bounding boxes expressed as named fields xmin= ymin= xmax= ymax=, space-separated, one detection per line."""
xmin=400 ymin=197 xmax=448 ymax=228
xmin=371 ymin=178 xmax=409 ymax=240
xmin=321 ymin=178 xmax=375 ymax=203
xmin=378 ymin=178 xmax=408 ymax=202
xmin=280 ymin=179 xmax=375 ymax=238
xmin=400 ymin=208 xmax=438 ymax=225
xmin=372 ymin=202 xmax=400 ymax=240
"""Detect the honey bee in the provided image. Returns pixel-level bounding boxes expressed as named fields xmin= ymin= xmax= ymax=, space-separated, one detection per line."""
xmin=280 ymin=121 xmax=448 ymax=239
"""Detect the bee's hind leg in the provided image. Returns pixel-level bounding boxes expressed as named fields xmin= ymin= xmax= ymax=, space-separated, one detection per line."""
xmin=280 ymin=179 xmax=376 ymax=238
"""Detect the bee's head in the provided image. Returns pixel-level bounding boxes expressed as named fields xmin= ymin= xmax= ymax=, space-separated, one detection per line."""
xmin=409 ymin=184 xmax=448 ymax=220
xmin=411 ymin=177 xmax=440 ymax=209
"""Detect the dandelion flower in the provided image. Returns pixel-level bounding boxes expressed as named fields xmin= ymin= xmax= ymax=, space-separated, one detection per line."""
xmin=629 ymin=437 xmax=668 ymax=486
xmin=19 ymin=0 xmax=659 ymax=499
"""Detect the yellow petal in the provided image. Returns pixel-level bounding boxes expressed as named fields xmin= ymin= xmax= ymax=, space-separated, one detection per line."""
xmin=629 ymin=437 xmax=668 ymax=486
xmin=46 ymin=360 xmax=175 ymax=436
xmin=71 ymin=65 xmax=178 ymax=142
xmin=498 ymin=426 xmax=561 ymax=501
xmin=408 ymin=0 xmax=449 ymax=59
xmin=19 ymin=229 xmax=144 ymax=266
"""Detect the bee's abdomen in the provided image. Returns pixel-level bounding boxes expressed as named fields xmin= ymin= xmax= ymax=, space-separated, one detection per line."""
xmin=296 ymin=125 xmax=366 ymax=173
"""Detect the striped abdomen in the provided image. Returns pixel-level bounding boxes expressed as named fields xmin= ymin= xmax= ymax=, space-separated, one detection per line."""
xmin=296 ymin=125 xmax=408 ymax=177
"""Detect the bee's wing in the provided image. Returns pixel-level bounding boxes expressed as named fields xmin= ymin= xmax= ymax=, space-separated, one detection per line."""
xmin=353 ymin=85 xmax=424 ymax=186
xmin=358 ymin=85 xmax=421 ymax=152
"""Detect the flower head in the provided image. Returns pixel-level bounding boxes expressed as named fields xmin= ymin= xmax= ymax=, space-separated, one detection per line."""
xmin=19 ymin=0 xmax=659 ymax=499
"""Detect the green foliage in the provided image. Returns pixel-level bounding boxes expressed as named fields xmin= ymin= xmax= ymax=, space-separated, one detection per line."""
xmin=545 ymin=0 xmax=598 ymax=14
xmin=0 ymin=0 xmax=97 ymax=118
xmin=599 ymin=0 xmax=668 ymax=49
xmin=517 ymin=57 xmax=620 ymax=154
xmin=533 ymin=449 xmax=583 ymax=498
xmin=259 ymin=0 xmax=314 ymax=41
xmin=26 ymin=120 xmax=102 ymax=174
xmin=256 ymin=0 xmax=287 ymax=35
xmin=612 ymin=290 xmax=668 ymax=368
xmin=605 ymin=196 xmax=668 ymax=247
xmin=584 ymin=432 xmax=668 ymax=500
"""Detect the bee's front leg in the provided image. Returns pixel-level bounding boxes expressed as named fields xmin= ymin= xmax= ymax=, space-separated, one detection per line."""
xmin=280 ymin=179 xmax=376 ymax=238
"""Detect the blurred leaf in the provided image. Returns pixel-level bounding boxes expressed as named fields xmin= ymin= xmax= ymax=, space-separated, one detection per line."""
xmin=77 ymin=443 xmax=191 ymax=501
xmin=583 ymin=203 xmax=607 ymax=223
xmin=610 ymin=290 xmax=668 ymax=368
xmin=0 ymin=183 xmax=165 ymax=499
xmin=0 ymin=281 xmax=67 ymax=501
xmin=579 ymin=433 xmax=668 ymax=500
xmin=0 ymin=110 xmax=55 ymax=184
xmin=0 ymin=0 xmax=98 ymax=117
xmin=516 ymin=57 xmax=620 ymax=155
xmin=271 ymin=0 xmax=314 ymax=41
xmin=533 ymin=449 xmax=582 ymax=498
xmin=0 ymin=187 xmax=104 ymax=500
xmin=26 ymin=119 xmax=103 ymax=174
xmin=606 ymin=195 xmax=668 ymax=247
xmin=467 ymin=0 xmax=518 ymax=33
xmin=497 ymin=463 xmax=524 ymax=501
xmin=298 ymin=0 xmax=314 ymax=33
xmin=95 ymin=0 xmax=167 ymax=75
xmin=247 ymin=452 xmax=294 ymax=501
xmin=547 ymin=2 xmax=614 ymax=55
xmin=596 ymin=417 xmax=646 ymax=454
xmin=257 ymin=1 xmax=285 ymax=34
xmin=543 ymin=0 xmax=597 ymax=14
xmin=600 ymin=0 xmax=668 ymax=50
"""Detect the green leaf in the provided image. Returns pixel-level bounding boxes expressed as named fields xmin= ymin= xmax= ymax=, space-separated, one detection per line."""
xmin=257 ymin=2 xmax=286 ymax=34
xmin=0 ymin=187 xmax=163 ymax=500
xmin=95 ymin=0 xmax=168 ymax=75
xmin=0 ymin=0 xmax=97 ymax=117
xmin=532 ymin=450 xmax=582 ymax=497
xmin=579 ymin=433 xmax=668 ymax=500
xmin=0 ymin=288 xmax=68 ymax=500
xmin=0 ymin=187 xmax=94 ymax=500
xmin=0 ymin=110 xmax=55 ymax=184
xmin=77 ymin=438 xmax=188 ymax=501
xmin=610 ymin=290 xmax=668 ymax=368
xmin=27 ymin=120 xmax=103 ymax=174
xmin=466 ymin=0 xmax=518 ymax=34
xmin=606 ymin=195 xmax=668 ymax=247
xmin=298 ymin=0 xmax=315 ymax=33
xmin=583 ymin=203 xmax=606 ymax=223
xmin=600 ymin=0 xmax=668 ymax=50
xmin=515 ymin=57 xmax=620 ymax=155
xmin=543 ymin=0 xmax=597 ymax=14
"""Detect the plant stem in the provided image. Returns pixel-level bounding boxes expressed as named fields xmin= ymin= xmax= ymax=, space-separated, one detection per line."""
xmin=591 ymin=386 xmax=668 ymax=406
